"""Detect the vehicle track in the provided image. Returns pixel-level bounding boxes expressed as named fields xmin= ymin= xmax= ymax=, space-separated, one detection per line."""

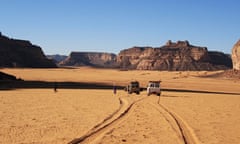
xmin=68 ymin=96 xmax=147 ymax=144
xmin=149 ymin=97 xmax=201 ymax=144
xmin=69 ymin=95 xmax=200 ymax=144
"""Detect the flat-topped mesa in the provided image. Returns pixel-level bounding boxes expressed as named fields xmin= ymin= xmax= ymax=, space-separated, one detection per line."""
xmin=232 ymin=39 xmax=240 ymax=70
xmin=60 ymin=52 xmax=117 ymax=68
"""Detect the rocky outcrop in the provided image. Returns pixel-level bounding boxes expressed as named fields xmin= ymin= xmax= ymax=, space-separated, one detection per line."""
xmin=117 ymin=40 xmax=232 ymax=71
xmin=232 ymin=40 xmax=240 ymax=70
xmin=0 ymin=34 xmax=57 ymax=68
xmin=60 ymin=52 xmax=117 ymax=68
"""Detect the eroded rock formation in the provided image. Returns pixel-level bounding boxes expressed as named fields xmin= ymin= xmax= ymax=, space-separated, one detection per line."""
xmin=57 ymin=40 xmax=232 ymax=71
xmin=117 ymin=40 xmax=232 ymax=71
xmin=232 ymin=40 xmax=240 ymax=70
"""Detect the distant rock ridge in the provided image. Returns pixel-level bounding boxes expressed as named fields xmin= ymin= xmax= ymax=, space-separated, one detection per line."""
xmin=60 ymin=52 xmax=117 ymax=68
xmin=60 ymin=40 xmax=232 ymax=71
xmin=117 ymin=40 xmax=232 ymax=71
xmin=47 ymin=54 xmax=67 ymax=63
xmin=232 ymin=39 xmax=240 ymax=70
xmin=0 ymin=33 xmax=57 ymax=68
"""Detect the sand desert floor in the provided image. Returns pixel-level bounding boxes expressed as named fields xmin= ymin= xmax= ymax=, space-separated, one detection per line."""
xmin=1 ymin=67 xmax=240 ymax=144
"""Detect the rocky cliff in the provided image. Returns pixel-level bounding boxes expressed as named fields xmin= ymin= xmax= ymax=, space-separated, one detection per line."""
xmin=117 ymin=40 xmax=232 ymax=71
xmin=60 ymin=52 xmax=117 ymax=68
xmin=0 ymin=33 xmax=57 ymax=68
xmin=232 ymin=40 xmax=240 ymax=70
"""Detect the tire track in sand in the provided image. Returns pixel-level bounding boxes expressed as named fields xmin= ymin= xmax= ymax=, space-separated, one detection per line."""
xmin=68 ymin=96 xmax=147 ymax=144
xmin=90 ymin=96 xmax=185 ymax=144
xmin=150 ymin=97 xmax=201 ymax=144
xmin=69 ymin=95 xmax=200 ymax=144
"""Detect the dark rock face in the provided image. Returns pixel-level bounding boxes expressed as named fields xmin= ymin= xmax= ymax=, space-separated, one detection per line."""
xmin=0 ymin=34 xmax=57 ymax=68
xmin=232 ymin=40 xmax=240 ymax=70
xmin=208 ymin=51 xmax=232 ymax=69
xmin=60 ymin=52 xmax=117 ymax=68
xmin=117 ymin=40 xmax=232 ymax=71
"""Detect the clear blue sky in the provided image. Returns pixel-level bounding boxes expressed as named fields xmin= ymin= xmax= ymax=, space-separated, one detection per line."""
xmin=0 ymin=0 xmax=239 ymax=55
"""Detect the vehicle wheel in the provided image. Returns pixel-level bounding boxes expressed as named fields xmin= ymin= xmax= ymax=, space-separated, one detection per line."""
xmin=157 ymin=93 xmax=160 ymax=96
xmin=136 ymin=92 xmax=140 ymax=95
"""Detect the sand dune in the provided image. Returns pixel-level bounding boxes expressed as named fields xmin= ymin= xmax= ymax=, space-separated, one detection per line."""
xmin=1 ymin=67 xmax=240 ymax=144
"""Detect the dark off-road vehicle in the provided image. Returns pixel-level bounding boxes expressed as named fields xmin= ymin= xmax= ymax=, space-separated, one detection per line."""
xmin=125 ymin=81 xmax=140 ymax=94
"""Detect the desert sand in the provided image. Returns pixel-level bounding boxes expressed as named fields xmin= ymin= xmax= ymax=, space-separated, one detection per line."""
xmin=1 ymin=67 xmax=240 ymax=144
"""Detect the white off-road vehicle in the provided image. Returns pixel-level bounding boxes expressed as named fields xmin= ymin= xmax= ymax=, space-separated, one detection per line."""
xmin=147 ymin=81 xmax=161 ymax=96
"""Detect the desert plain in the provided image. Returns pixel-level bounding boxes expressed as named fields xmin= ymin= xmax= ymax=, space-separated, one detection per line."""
xmin=0 ymin=67 xmax=240 ymax=144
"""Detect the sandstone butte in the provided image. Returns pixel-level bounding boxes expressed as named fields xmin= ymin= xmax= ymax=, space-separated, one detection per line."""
xmin=232 ymin=39 xmax=240 ymax=70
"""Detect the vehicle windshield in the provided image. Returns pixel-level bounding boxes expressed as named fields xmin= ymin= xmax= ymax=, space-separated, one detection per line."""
xmin=131 ymin=82 xmax=139 ymax=87
xmin=149 ymin=82 xmax=160 ymax=87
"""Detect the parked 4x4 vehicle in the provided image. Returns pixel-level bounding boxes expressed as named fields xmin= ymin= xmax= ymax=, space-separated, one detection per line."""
xmin=147 ymin=81 xmax=161 ymax=96
xmin=125 ymin=81 xmax=140 ymax=94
